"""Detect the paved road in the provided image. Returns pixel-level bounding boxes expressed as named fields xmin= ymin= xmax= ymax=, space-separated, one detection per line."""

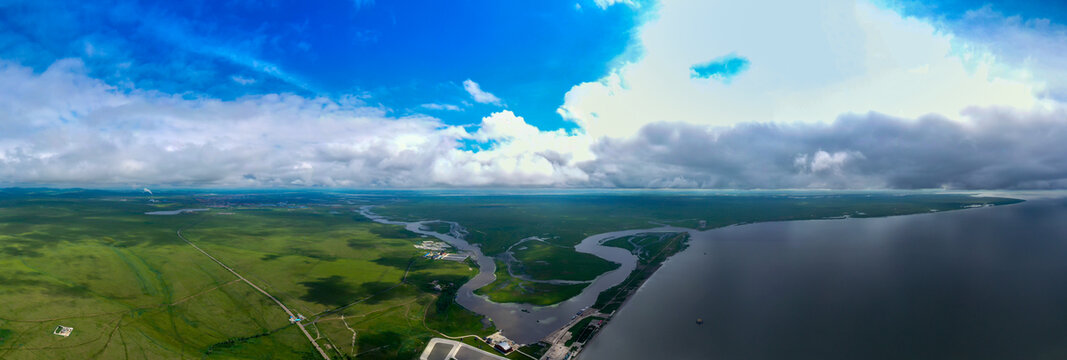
xmin=177 ymin=228 xmax=331 ymax=360
xmin=419 ymin=338 xmax=508 ymax=360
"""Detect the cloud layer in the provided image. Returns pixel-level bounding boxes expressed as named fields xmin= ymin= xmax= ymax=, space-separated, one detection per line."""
xmin=583 ymin=110 xmax=1067 ymax=189
xmin=0 ymin=60 xmax=588 ymax=187
xmin=3 ymin=0 xmax=1067 ymax=190
xmin=4 ymin=58 xmax=1067 ymax=189
xmin=558 ymin=0 xmax=1044 ymax=139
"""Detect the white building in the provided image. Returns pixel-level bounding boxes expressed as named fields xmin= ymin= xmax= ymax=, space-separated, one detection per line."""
xmin=53 ymin=325 xmax=73 ymax=337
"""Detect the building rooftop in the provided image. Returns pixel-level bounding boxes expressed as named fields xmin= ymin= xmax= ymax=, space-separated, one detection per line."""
xmin=53 ymin=325 xmax=73 ymax=337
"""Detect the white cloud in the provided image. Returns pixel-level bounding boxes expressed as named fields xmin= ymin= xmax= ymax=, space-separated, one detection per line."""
xmin=593 ymin=0 xmax=638 ymax=10
xmin=559 ymin=0 xmax=1045 ymax=139
xmin=795 ymin=150 xmax=860 ymax=173
xmin=463 ymin=79 xmax=502 ymax=105
xmin=420 ymin=103 xmax=461 ymax=111
xmin=0 ymin=60 xmax=587 ymax=187
xmin=231 ymin=75 xmax=256 ymax=85
xmin=431 ymin=111 xmax=593 ymax=186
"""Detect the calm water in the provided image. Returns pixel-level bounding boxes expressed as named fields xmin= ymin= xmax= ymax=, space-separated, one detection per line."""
xmin=582 ymin=198 xmax=1067 ymax=360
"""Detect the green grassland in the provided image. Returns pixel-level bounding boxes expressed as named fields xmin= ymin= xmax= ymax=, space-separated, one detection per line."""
xmin=510 ymin=240 xmax=619 ymax=281
xmin=517 ymin=341 xmax=549 ymax=359
xmin=0 ymin=189 xmax=493 ymax=359
xmin=602 ymin=233 xmax=680 ymax=260
xmin=473 ymin=260 xmax=589 ymax=306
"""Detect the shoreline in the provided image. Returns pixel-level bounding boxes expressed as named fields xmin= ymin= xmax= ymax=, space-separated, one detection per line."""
xmin=543 ymin=232 xmax=692 ymax=359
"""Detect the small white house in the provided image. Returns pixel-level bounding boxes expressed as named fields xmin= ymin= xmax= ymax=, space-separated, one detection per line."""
xmin=53 ymin=325 xmax=73 ymax=337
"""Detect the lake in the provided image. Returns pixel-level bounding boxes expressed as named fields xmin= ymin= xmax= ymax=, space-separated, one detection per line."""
xmin=581 ymin=197 xmax=1067 ymax=359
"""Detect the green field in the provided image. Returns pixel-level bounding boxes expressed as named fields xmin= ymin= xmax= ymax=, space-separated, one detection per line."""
xmin=473 ymin=260 xmax=589 ymax=306
xmin=0 ymin=189 xmax=493 ymax=359
xmin=602 ymin=233 xmax=680 ymax=260
xmin=510 ymin=240 xmax=619 ymax=281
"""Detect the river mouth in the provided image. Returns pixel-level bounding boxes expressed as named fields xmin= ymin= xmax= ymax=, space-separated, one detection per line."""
xmin=359 ymin=206 xmax=700 ymax=344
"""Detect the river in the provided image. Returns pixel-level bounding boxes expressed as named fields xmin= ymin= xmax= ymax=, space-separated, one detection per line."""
xmin=144 ymin=208 xmax=209 ymax=215
xmin=581 ymin=197 xmax=1067 ymax=359
xmin=359 ymin=206 xmax=700 ymax=344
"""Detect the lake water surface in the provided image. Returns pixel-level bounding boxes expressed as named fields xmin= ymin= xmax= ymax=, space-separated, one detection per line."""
xmin=581 ymin=198 xmax=1067 ymax=359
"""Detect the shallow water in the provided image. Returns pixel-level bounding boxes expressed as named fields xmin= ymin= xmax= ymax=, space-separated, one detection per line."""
xmin=581 ymin=199 xmax=1067 ymax=359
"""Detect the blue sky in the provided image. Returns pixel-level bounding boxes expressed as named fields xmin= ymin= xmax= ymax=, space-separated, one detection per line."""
xmin=0 ymin=0 xmax=641 ymax=131
xmin=890 ymin=0 xmax=1067 ymax=23
xmin=2 ymin=0 xmax=1067 ymax=189
xmin=690 ymin=54 xmax=750 ymax=83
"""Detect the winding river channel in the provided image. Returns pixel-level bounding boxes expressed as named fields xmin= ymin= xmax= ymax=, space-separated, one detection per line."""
xmin=359 ymin=206 xmax=701 ymax=344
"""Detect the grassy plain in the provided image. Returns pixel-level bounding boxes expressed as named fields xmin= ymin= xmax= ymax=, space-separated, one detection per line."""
xmin=473 ymin=260 xmax=589 ymax=306
xmin=510 ymin=240 xmax=619 ymax=281
xmin=0 ymin=189 xmax=493 ymax=359
xmin=518 ymin=341 xmax=549 ymax=359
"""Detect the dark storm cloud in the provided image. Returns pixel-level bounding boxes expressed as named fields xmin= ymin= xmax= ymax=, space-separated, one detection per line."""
xmin=582 ymin=108 xmax=1067 ymax=189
